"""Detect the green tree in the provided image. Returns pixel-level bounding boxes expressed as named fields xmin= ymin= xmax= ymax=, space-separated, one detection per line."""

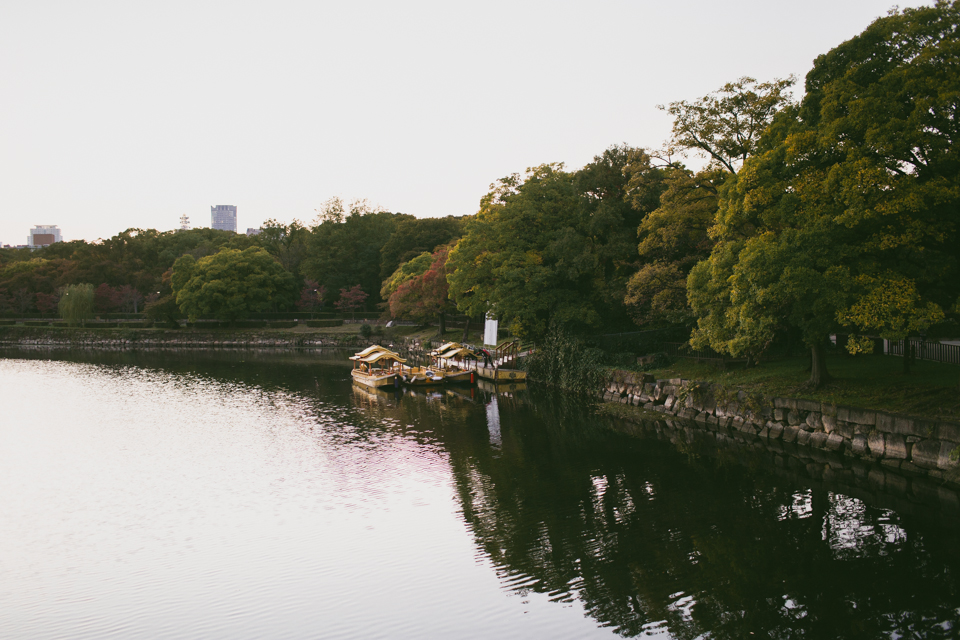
xmin=688 ymin=1 xmax=960 ymax=386
xmin=302 ymin=210 xmax=412 ymax=309
xmin=661 ymin=76 xmax=797 ymax=174
xmin=625 ymin=167 xmax=722 ymax=325
xmin=58 ymin=283 xmax=95 ymax=326
xmin=447 ymin=146 xmax=645 ymax=338
xmin=379 ymin=215 xmax=464 ymax=281
xmin=172 ymin=247 xmax=296 ymax=322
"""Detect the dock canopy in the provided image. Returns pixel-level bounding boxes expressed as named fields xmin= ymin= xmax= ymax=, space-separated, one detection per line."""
xmin=429 ymin=342 xmax=462 ymax=357
xmin=358 ymin=351 xmax=407 ymax=365
xmin=350 ymin=345 xmax=401 ymax=361
xmin=435 ymin=346 xmax=476 ymax=360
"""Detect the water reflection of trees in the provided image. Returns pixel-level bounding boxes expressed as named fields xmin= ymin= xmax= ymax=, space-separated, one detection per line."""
xmin=12 ymin=349 xmax=960 ymax=638
xmin=440 ymin=390 xmax=960 ymax=639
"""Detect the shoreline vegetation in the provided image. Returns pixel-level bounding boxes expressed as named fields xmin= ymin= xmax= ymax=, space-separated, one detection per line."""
xmin=2 ymin=5 xmax=958 ymax=431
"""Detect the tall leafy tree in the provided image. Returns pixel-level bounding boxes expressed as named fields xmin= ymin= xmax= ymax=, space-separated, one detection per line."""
xmin=688 ymin=1 xmax=960 ymax=386
xmin=624 ymin=78 xmax=797 ymax=327
xmin=625 ymin=167 xmax=722 ymax=326
xmin=303 ymin=210 xmax=412 ymax=310
xmin=661 ymin=76 xmax=797 ymax=174
xmin=172 ymin=247 xmax=296 ymax=322
xmin=379 ymin=215 xmax=464 ymax=280
xmin=58 ymin=283 xmax=95 ymax=326
xmin=448 ymin=147 xmax=642 ymax=338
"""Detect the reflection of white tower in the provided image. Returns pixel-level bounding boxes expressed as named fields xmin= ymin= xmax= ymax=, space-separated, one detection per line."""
xmin=179 ymin=214 xmax=190 ymax=231
xmin=486 ymin=397 xmax=501 ymax=448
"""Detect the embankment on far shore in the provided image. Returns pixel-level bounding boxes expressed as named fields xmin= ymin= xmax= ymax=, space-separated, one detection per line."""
xmin=595 ymin=371 xmax=960 ymax=491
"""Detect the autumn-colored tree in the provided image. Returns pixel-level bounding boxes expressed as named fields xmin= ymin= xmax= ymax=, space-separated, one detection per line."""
xmin=335 ymin=285 xmax=369 ymax=319
xmin=296 ymin=279 xmax=326 ymax=312
xmin=35 ymin=292 xmax=60 ymax=317
xmin=94 ymin=283 xmax=120 ymax=313
xmin=388 ymin=246 xmax=454 ymax=334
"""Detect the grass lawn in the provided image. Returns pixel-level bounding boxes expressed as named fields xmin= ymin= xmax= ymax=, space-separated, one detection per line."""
xmin=645 ymin=353 xmax=960 ymax=420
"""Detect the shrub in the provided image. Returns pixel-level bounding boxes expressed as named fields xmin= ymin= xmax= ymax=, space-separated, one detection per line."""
xmin=359 ymin=323 xmax=373 ymax=338
xmin=523 ymin=327 xmax=607 ymax=395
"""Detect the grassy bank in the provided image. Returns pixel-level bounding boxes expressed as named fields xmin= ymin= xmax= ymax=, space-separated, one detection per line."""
xmin=641 ymin=353 xmax=960 ymax=420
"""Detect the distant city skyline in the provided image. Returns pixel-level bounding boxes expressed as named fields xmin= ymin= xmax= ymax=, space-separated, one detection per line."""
xmin=0 ymin=0 xmax=932 ymax=244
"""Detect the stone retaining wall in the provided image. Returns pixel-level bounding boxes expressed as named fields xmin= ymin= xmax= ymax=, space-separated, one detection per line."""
xmin=601 ymin=371 xmax=960 ymax=486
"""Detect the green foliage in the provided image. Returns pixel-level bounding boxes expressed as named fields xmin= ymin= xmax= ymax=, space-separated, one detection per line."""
xmin=379 ymin=215 xmax=464 ymax=280
xmin=447 ymin=146 xmax=643 ymax=338
xmin=303 ymin=210 xmax=411 ymax=309
xmin=523 ymin=328 xmax=607 ymax=395
xmin=58 ymin=283 xmax=95 ymax=326
xmin=359 ymin=323 xmax=373 ymax=338
xmin=688 ymin=2 xmax=960 ymax=374
xmin=305 ymin=319 xmax=344 ymax=328
xmin=172 ymin=247 xmax=296 ymax=322
xmin=380 ymin=251 xmax=434 ymax=301
xmin=144 ymin=294 xmax=182 ymax=327
xmin=662 ymin=76 xmax=797 ymax=174
xmin=625 ymin=168 xmax=723 ymax=325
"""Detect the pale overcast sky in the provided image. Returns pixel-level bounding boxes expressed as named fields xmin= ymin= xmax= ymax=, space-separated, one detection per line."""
xmin=0 ymin=0 xmax=930 ymax=245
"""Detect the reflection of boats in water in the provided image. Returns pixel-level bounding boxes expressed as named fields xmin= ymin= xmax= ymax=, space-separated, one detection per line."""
xmin=349 ymin=345 xmax=405 ymax=389
xmin=477 ymin=379 xmax=527 ymax=394
xmin=351 ymin=381 xmax=400 ymax=404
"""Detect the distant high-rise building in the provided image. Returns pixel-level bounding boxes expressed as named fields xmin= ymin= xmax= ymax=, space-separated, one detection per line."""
xmin=211 ymin=205 xmax=237 ymax=232
xmin=246 ymin=228 xmax=261 ymax=236
xmin=179 ymin=214 xmax=191 ymax=231
xmin=28 ymin=225 xmax=62 ymax=247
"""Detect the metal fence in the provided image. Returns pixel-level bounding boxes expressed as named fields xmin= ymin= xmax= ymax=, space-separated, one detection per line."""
xmin=887 ymin=338 xmax=960 ymax=365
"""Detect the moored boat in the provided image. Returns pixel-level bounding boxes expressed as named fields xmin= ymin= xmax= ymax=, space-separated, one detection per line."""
xmin=350 ymin=345 xmax=406 ymax=389
xmin=433 ymin=345 xmax=479 ymax=384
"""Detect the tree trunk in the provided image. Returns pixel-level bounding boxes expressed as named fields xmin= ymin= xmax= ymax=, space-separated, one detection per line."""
xmin=461 ymin=315 xmax=470 ymax=343
xmin=903 ymin=340 xmax=912 ymax=374
xmin=808 ymin=342 xmax=831 ymax=389
xmin=437 ymin=312 xmax=446 ymax=337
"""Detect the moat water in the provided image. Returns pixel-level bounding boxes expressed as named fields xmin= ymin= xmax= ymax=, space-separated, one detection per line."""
xmin=0 ymin=348 xmax=958 ymax=639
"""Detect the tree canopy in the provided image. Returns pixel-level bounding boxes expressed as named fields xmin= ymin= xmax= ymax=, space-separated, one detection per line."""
xmin=447 ymin=146 xmax=642 ymax=338
xmin=687 ymin=1 xmax=960 ymax=386
xmin=172 ymin=247 xmax=296 ymax=322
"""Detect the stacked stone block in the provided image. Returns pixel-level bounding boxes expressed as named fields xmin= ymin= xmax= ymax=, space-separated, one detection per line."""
xmin=601 ymin=372 xmax=960 ymax=485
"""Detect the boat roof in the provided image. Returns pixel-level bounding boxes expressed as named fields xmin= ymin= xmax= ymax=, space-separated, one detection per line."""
xmin=352 ymin=344 xmax=391 ymax=358
xmin=350 ymin=345 xmax=402 ymax=361
xmin=429 ymin=341 xmax=462 ymax=356
xmin=358 ymin=351 xmax=406 ymax=365
xmin=436 ymin=346 xmax=475 ymax=359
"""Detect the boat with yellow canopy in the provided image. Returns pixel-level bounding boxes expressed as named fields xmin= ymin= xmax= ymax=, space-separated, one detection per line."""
xmin=350 ymin=345 xmax=406 ymax=389
xmin=432 ymin=345 xmax=479 ymax=384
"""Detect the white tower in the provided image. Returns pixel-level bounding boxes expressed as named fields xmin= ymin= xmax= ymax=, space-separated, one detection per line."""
xmin=179 ymin=214 xmax=190 ymax=231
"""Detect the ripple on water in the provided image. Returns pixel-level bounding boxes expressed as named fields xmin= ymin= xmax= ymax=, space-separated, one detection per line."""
xmin=0 ymin=359 xmax=611 ymax=640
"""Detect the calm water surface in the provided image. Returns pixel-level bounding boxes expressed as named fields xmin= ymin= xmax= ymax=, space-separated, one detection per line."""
xmin=1 ymin=348 xmax=958 ymax=639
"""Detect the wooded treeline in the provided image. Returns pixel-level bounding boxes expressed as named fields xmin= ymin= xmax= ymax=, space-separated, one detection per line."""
xmin=2 ymin=3 xmax=957 ymax=387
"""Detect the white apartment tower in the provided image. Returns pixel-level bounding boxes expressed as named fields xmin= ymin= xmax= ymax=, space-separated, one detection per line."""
xmin=211 ymin=205 xmax=237 ymax=232
xmin=28 ymin=225 xmax=62 ymax=247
